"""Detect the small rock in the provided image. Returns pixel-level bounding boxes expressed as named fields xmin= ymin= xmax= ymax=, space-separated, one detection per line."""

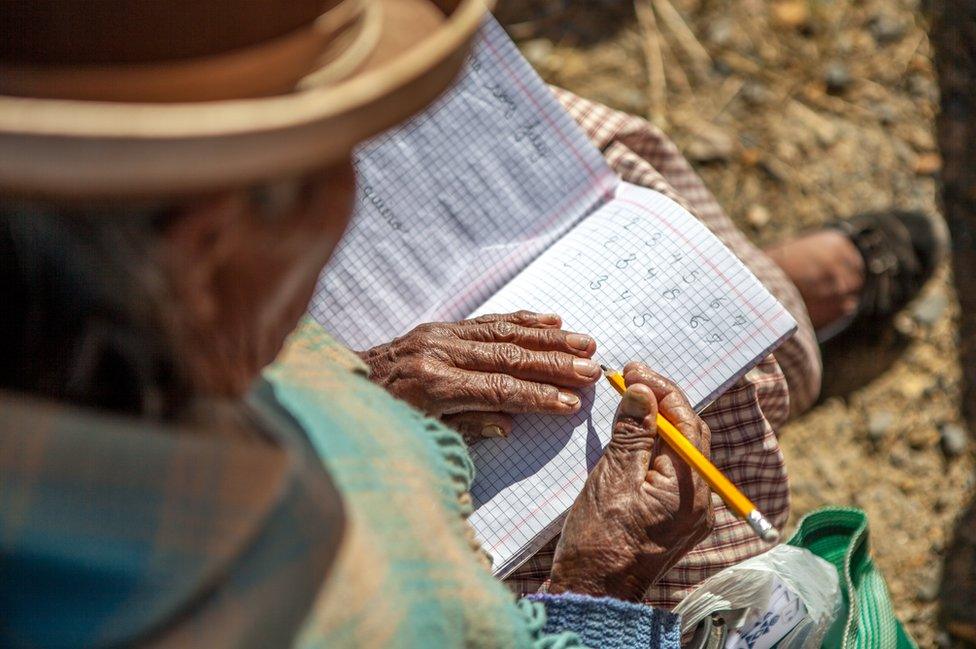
xmin=899 ymin=372 xmax=932 ymax=399
xmin=874 ymin=103 xmax=897 ymax=125
xmin=746 ymin=204 xmax=771 ymax=228
xmin=894 ymin=312 xmax=916 ymax=336
xmin=912 ymin=291 xmax=948 ymax=325
xmin=824 ymin=61 xmax=852 ymax=93
xmin=707 ymin=17 xmax=735 ymax=47
xmin=868 ymin=411 xmax=894 ymax=442
xmin=870 ymin=13 xmax=908 ymax=44
xmin=740 ymin=148 xmax=762 ymax=167
xmin=741 ymin=81 xmax=769 ymax=106
xmin=908 ymin=74 xmax=938 ymax=102
xmin=520 ymin=39 xmax=553 ymax=66
xmin=771 ymin=0 xmax=809 ymax=30
xmin=915 ymin=152 xmax=943 ymax=176
xmin=916 ymin=568 xmax=942 ymax=602
xmin=940 ymin=423 xmax=969 ymax=458
xmin=889 ymin=447 xmax=908 ymax=467
xmin=686 ymin=129 xmax=735 ymax=163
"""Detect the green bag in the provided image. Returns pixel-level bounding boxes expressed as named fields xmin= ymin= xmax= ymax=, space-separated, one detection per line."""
xmin=786 ymin=507 xmax=917 ymax=649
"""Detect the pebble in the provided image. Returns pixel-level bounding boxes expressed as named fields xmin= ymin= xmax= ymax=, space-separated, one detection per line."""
xmin=771 ymin=0 xmax=809 ymax=30
xmin=912 ymin=292 xmax=948 ymax=325
xmin=868 ymin=411 xmax=894 ymax=442
xmin=908 ymin=74 xmax=938 ymax=102
xmin=915 ymin=152 xmax=943 ymax=176
xmin=870 ymin=13 xmax=908 ymax=44
xmin=707 ymin=17 xmax=735 ymax=47
xmin=686 ymin=129 xmax=735 ymax=163
xmin=899 ymin=372 xmax=932 ymax=400
xmin=520 ymin=39 xmax=553 ymax=66
xmin=824 ymin=61 xmax=852 ymax=93
xmin=875 ymin=103 xmax=897 ymax=125
xmin=916 ymin=567 xmax=942 ymax=602
xmin=746 ymin=204 xmax=771 ymax=227
xmin=890 ymin=447 xmax=908 ymax=468
xmin=741 ymin=81 xmax=769 ymax=106
xmin=940 ymin=423 xmax=968 ymax=458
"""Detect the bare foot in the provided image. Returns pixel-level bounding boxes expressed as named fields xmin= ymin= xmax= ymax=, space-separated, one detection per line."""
xmin=765 ymin=230 xmax=865 ymax=331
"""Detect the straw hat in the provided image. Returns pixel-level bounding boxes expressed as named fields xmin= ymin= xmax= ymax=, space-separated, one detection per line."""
xmin=0 ymin=0 xmax=488 ymax=198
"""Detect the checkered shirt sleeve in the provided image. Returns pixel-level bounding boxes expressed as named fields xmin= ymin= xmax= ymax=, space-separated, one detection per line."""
xmin=503 ymin=89 xmax=823 ymax=609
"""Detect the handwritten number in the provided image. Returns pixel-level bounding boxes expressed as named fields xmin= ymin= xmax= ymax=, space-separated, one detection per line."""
xmin=709 ymin=297 xmax=727 ymax=309
xmin=614 ymin=290 xmax=633 ymax=303
xmin=603 ymin=236 xmax=619 ymax=249
xmin=682 ymin=270 xmax=701 ymax=284
xmin=646 ymin=267 xmax=658 ymax=279
xmin=590 ymin=275 xmax=609 ymax=290
xmin=690 ymin=314 xmax=710 ymax=329
xmin=633 ymin=313 xmax=653 ymax=327
xmin=615 ymin=254 xmax=637 ymax=269
xmin=706 ymin=333 xmax=724 ymax=343
xmin=643 ymin=232 xmax=663 ymax=246
xmin=732 ymin=314 xmax=748 ymax=326
xmin=663 ymin=288 xmax=681 ymax=300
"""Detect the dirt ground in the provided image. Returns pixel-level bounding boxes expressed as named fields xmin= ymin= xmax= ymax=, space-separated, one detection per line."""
xmin=495 ymin=0 xmax=974 ymax=645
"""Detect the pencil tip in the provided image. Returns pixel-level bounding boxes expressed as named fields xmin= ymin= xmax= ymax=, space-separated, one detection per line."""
xmin=599 ymin=364 xmax=611 ymax=372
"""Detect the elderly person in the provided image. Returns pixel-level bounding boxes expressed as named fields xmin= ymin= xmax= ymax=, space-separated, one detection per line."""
xmin=0 ymin=1 xmax=714 ymax=647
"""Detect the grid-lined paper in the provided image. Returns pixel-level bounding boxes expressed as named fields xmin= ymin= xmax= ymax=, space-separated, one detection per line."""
xmin=309 ymin=18 xmax=617 ymax=350
xmin=467 ymin=181 xmax=796 ymax=576
xmin=307 ymin=18 xmax=797 ymax=579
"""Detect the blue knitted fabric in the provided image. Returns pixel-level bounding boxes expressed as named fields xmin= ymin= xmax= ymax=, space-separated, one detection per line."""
xmin=527 ymin=593 xmax=682 ymax=649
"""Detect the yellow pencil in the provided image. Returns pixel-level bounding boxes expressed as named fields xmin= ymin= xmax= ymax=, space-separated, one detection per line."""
xmin=600 ymin=365 xmax=779 ymax=543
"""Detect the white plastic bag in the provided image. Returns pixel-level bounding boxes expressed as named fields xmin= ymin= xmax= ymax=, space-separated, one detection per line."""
xmin=673 ymin=544 xmax=841 ymax=649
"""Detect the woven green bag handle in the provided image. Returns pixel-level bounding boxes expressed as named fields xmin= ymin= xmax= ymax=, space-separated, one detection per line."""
xmin=786 ymin=507 xmax=917 ymax=649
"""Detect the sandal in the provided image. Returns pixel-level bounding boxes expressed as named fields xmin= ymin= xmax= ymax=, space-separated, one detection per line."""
xmin=817 ymin=210 xmax=947 ymax=342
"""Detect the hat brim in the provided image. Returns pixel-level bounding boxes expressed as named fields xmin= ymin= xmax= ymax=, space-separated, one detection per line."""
xmin=0 ymin=0 xmax=488 ymax=198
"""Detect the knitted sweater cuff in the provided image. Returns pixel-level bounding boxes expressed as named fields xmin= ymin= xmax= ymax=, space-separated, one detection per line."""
xmin=526 ymin=592 xmax=682 ymax=649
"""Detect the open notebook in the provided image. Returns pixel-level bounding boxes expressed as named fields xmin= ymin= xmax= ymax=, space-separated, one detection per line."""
xmin=309 ymin=18 xmax=796 ymax=577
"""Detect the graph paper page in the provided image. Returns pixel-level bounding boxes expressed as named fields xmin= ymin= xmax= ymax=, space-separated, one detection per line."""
xmin=467 ymin=181 xmax=797 ymax=576
xmin=308 ymin=18 xmax=617 ymax=349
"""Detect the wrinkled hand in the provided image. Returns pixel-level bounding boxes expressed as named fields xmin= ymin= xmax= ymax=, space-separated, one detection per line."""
xmin=358 ymin=311 xmax=601 ymax=439
xmin=548 ymin=362 xmax=714 ymax=601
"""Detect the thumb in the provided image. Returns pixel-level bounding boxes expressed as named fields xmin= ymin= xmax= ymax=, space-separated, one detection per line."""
xmin=608 ymin=383 xmax=659 ymax=456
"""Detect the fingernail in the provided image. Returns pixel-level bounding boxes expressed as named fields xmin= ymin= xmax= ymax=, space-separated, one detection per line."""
xmin=573 ymin=358 xmax=600 ymax=378
xmin=558 ymin=391 xmax=581 ymax=407
xmin=540 ymin=313 xmax=560 ymax=324
xmin=481 ymin=425 xmax=505 ymax=438
xmin=621 ymin=384 xmax=653 ymax=417
xmin=566 ymin=334 xmax=592 ymax=351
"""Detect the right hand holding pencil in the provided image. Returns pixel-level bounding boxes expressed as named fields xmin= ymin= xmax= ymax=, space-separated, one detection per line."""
xmin=548 ymin=363 xmax=714 ymax=602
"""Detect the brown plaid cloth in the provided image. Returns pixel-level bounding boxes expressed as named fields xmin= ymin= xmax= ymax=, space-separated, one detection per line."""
xmin=504 ymin=90 xmax=823 ymax=609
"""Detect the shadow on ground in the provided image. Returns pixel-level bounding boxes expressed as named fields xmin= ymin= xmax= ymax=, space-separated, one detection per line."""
xmin=818 ymin=327 xmax=912 ymax=402
xmin=931 ymin=0 xmax=976 ymax=645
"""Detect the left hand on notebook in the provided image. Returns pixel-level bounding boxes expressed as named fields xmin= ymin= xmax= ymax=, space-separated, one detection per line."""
xmin=357 ymin=310 xmax=601 ymax=439
xmin=547 ymin=363 xmax=714 ymax=602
